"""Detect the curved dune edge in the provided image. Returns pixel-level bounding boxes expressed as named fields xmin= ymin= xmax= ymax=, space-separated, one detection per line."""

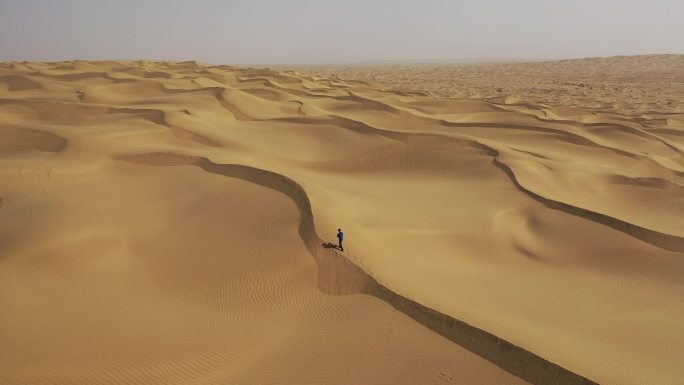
xmin=470 ymin=142 xmax=684 ymax=252
xmin=271 ymin=112 xmax=684 ymax=251
xmin=4 ymin=60 xmax=682 ymax=385
xmin=325 ymin=115 xmax=684 ymax=250
xmin=490 ymin=155 xmax=684 ymax=252
xmin=120 ymin=152 xmax=600 ymax=385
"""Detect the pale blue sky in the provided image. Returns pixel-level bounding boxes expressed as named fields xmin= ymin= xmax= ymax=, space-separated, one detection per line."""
xmin=1 ymin=0 xmax=682 ymax=65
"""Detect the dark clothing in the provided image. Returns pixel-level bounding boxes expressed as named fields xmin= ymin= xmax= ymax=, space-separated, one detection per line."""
xmin=337 ymin=231 xmax=344 ymax=251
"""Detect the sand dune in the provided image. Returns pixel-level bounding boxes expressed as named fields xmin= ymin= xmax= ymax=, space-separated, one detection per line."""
xmin=295 ymin=54 xmax=684 ymax=125
xmin=1 ymin=59 xmax=683 ymax=385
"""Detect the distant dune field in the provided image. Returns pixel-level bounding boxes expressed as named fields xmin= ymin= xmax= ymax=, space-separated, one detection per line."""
xmin=294 ymin=54 xmax=684 ymax=120
xmin=1 ymin=59 xmax=683 ymax=385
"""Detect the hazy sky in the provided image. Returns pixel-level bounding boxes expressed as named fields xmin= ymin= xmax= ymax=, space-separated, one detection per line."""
xmin=1 ymin=0 xmax=683 ymax=65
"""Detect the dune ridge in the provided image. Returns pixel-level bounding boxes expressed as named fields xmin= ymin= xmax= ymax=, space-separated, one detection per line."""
xmin=121 ymin=151 xmax=598 ymax=385
xmin=2 ymin=60 xmax=683 ymax=385
xmin=294 ymin=54 xmax=684 ymax=118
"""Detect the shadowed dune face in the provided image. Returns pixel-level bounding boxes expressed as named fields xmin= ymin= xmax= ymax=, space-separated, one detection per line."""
xmin=0 ymin=75 xmax=42 ymax=91
xmin=0 ymin=126 xmax=67 ymax=155
xmin=3 ymin=160 xmax=527 ymax=385
xmin=1 ymin=60 xmax=683 ymax=385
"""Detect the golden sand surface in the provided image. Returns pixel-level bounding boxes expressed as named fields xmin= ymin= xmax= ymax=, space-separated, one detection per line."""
xmin=1 ymin=59 xmax=683 ymax=385
xmin=294 ymin=54 xmax=684 ymax=120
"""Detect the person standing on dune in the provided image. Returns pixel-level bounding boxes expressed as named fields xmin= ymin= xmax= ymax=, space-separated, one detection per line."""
xmin=337 ymin=228 xmax=344 ymax=251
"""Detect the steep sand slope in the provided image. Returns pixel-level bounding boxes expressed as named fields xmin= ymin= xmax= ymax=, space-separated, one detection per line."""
xmin=1 ymin=60 xmax=683 ymax=385
xmin=1 ymin=155 xmax=524 ymax=385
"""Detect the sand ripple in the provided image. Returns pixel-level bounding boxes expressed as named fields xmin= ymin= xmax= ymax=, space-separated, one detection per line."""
xmin=2 ymin=60 xmax=683 ymax=385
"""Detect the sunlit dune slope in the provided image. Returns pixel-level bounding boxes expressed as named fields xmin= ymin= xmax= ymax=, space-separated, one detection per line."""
xmin=1 ymin=59 xmax=683 ymax=385
xmin=295 ymin=54 xmax=684 ymax=121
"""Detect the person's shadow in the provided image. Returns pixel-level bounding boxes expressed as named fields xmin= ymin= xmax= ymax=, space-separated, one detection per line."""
xmin=321 ymin=242 xmax=341 ymax=250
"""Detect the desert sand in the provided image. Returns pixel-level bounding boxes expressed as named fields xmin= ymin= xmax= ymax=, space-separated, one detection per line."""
xmin=296 ymin=54 xmax=684 ymax=120
xmin=1 ymin=58 xmax=683 ymax=385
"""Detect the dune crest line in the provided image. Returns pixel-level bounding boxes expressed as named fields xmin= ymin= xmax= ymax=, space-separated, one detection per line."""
xmin=120 ymin=152 xmax=600 ymax=385
xmin=467 ymin=141 xmax=684 ymax=252
xmin=269 ymin=112 xmax=684 ymax=251
xmin=5 ymin=59 xmax=683 ymax=385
